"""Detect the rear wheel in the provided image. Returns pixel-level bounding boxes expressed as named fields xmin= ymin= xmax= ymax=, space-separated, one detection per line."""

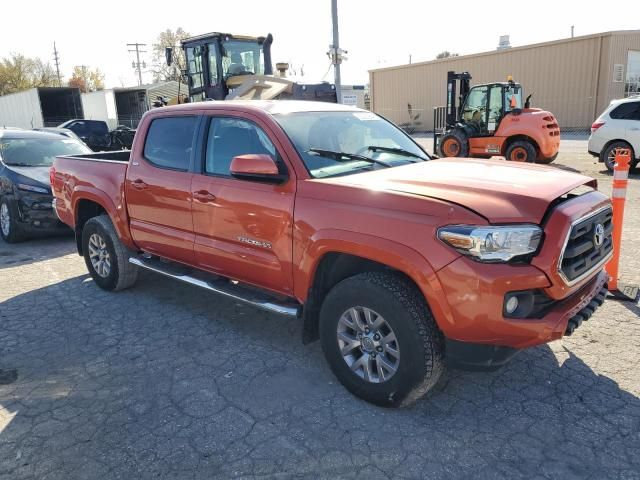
xmin=82 ymin=215 xmax=138 ymax=291
xmin=438 ymin=130 xmax=469 ymax=158
xmin=505 ymin=140 xmax=537 ymax=163
xmin=601 ymin=141 xmax=634 ymax=172
xmin=319 ymin=271 xmax=444 ymax=407
xmin=0 ymin=198 xmax=25 ymax=243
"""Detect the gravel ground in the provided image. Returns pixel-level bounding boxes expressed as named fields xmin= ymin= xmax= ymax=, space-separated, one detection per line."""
xmin=0 ymin=139 xmax=638 ymax=479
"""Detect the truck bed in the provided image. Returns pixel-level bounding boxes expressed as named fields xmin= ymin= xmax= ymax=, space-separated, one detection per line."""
xmin=52 ymin=152 xmax=130 ymax=234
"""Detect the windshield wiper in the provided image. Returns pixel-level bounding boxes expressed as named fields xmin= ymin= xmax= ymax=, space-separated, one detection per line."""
xmin=366 ymin=145 xmax=428 ymax=161
xmin=308 ymin=148 xmax=392 ymax=168
xmin=4 ymin=162 xmax=36 ymax=167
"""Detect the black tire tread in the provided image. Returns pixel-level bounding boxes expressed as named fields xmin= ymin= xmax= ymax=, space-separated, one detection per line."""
xmin=0 ymin=198 xmax=25 ymax=243
xmin=84 ymin=215 xmax=138 ymax=291
xmin=438 ymin=129 xmax=469 ymax=158
xmin=322 ymin=271 xmax=444 ymax=407
xmin=505 ymin=140 xmax=537 ymax=163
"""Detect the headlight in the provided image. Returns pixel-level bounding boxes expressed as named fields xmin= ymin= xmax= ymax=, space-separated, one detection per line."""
xmin=16 ymin=183 xmax=49 ymax=194
xmin=438 ymin=225 xmax=542 ymax=262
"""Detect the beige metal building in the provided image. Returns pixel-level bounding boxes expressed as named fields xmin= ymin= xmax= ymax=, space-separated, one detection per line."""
xmin=369 ymin=30 xmax=640 ymax=131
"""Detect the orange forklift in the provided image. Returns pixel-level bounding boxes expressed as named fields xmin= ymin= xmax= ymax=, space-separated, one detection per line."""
xmin=435 ymin=71 xmax=560 ymax=163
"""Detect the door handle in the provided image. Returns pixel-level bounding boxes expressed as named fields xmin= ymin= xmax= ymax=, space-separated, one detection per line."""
xmin=193 ymin=190 xmax=217 ymax=203
xmin=130 ymin=179 xmax=148 ymax=190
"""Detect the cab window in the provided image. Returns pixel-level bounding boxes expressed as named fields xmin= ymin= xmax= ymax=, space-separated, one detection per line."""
xmin=462 ymin=86 xmax=488 ymax=129
xmin=143 ymin=116 xmax=198 ymax=171
xmin=204 ymin=118 xmax=277 ymax=176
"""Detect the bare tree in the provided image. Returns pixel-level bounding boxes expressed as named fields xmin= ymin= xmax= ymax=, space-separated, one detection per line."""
xmin=151 ymin=28 xmax=190 ymax=82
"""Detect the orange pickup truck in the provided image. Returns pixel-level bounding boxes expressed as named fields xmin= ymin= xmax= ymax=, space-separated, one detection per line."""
xmin=52 ymin=101 xmax=612 ymax=407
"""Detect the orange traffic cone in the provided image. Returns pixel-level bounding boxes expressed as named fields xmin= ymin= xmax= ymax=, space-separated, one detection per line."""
xmin=605 ymin=148 xmax=638 ymax=302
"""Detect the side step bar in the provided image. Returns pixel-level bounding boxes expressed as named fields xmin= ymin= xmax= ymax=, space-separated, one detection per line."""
xmin=129 ymin=256 xmax=301 ymax=318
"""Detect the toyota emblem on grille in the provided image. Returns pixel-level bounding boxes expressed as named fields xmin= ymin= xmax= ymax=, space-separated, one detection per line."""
xmin=593 ymin=223 xmax=605 ymax=247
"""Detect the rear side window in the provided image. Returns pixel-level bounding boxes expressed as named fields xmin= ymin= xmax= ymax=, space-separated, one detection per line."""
xmin=144 ymin=116 xmax=198 ymax=170
xmin=610 ymin=102 xmax=640 ymax=120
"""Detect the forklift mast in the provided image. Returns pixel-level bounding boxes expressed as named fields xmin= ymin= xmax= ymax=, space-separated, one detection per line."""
xmin=445 ymin=71 xmax=472 ymax=127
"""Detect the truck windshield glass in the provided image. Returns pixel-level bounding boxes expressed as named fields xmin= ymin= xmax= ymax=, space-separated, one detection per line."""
xmin=275 ymin=111 xmax=428 ymax=178
xmin=0 ymin=138 xmax=91 ymax=166
xmin=221 ymin=39 xmax=264 ymax=78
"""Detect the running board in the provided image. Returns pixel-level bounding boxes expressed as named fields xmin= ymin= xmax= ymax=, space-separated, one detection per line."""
xmin=129 ymin=256 xmax=301 ymax=318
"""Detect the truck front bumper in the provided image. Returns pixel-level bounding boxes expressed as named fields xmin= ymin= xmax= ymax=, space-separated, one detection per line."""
xmin=445 ymin=271 xmax=608 ymax=371
xmin=436 ymin=253 xmax=609 ymax=352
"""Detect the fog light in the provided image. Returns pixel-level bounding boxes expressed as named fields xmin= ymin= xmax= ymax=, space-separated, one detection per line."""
xmin=505 ymin=296 xmax=519 ymax=314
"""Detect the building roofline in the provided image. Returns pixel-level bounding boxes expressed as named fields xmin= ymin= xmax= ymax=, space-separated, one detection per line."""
xmin=369 ymin=29 xmax=640 ymax=74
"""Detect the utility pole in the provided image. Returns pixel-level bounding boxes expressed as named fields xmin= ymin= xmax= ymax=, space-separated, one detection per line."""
xmin=330 ymin=0 xmax=343 ymax=103
xmin=127 ymin=43 xmax=147 ymax=86
xmin=53 ymin=42 xmax=62 ymax=87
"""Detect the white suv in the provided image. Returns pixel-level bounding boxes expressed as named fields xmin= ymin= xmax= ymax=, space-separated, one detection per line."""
xmin=588 ymin=96 xmax=640 ymax=171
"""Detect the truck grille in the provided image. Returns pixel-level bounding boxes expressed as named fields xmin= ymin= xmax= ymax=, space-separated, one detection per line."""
xmin=559 ymin=207 xmax=613 ymax=285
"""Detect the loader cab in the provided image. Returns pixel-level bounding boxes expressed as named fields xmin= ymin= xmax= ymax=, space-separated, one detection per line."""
xmin=180 ymin=32 xmax=273 ymax=102
xmin=460 ymin=81 xmax=523 ymax=135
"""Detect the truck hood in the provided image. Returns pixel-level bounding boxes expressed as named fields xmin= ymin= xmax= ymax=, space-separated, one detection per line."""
xmin=322 ymin=158 xmax=594 ymax=223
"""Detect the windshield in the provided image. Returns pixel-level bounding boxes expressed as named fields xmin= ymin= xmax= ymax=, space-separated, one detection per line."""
xmin=0 ymin=137 xmax=92 ymax=166
xmin=274 ymin=111 xmax=428 ymax=178
xmin=221 ymin=39 xmax=265 ymax=78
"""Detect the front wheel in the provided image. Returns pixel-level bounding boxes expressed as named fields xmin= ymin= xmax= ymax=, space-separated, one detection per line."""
xmin=82 ymin=215 xmax=138 ymax=291
xmin=505 ymin=140 xmax=537 ymax=163
xmin=0 ymin=198 xmax=25 ymax=243
xmin=319 ymin=272 xmax=444 ymax=407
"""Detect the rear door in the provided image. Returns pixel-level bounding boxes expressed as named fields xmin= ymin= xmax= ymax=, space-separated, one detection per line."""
xmin=625 ymin=101 xmax=640 ymax=158
xmin=190 ymin=112 xmax=296 ymax=295
xmin=125 ymin=113 xmax=200 ymax=265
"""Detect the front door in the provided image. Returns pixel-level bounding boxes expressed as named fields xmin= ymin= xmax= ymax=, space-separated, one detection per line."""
xmin=125 ymin=114 xmax=200 ymax=265
xmin=190 ymin=114 xmax=296 ymax=295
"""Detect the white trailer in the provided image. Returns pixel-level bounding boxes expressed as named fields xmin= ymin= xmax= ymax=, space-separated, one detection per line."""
xmin=0 ymin=89 xmax=44 ymax=128
xmin=81 ymin=90 xmax=118 ymax=130
xmin=0 ymin=87 xmax=83 ymax=129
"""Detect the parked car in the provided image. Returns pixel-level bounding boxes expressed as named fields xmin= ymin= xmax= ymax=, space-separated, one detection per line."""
xmin=57 ymin=119 xmax=135 ymax=151
xmin=588 ymin=96 xmax=640 ymax=171
xmin=33 ymin=127 xmax=84 ymax=143
xmin=52 ymin=101 xmax=611 ymax=407
xmin=0 ymin=129 xmax=92 ymax=242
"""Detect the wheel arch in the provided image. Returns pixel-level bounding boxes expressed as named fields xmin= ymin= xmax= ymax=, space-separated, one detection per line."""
xmin=72 ymin=190 xmax=135 ymax=255
xmin=297 ymin=233 xmax=453 ymax=344
xmin=600 ymin=138 xmax=635 ymax=160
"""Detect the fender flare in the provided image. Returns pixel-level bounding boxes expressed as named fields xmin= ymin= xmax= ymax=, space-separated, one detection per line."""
xmin=295 ymin=228 xmax=455 ymax=330
xmin=71 ymin=186 xmax=136 ymax=250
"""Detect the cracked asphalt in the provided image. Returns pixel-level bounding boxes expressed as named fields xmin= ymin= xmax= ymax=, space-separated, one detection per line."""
xmin=1 ymin=140 xmax=639 ymax=479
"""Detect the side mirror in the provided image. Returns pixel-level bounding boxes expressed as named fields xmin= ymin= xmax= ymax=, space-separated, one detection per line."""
xmin=230 ymin=154 xmax=287 ymax=183
xmin=165 ymin=47 xmax=173 ymax=66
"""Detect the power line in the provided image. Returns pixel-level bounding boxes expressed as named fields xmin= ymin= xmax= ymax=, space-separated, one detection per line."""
xmin=127 ymin=43 xmax=147 ymax=86
xmin=53 ymin=42 xmax=62 ymax=87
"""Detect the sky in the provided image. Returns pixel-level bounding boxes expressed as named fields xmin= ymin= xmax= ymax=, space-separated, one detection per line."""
xmin=1 ymin=0 xmax=638 ymax=89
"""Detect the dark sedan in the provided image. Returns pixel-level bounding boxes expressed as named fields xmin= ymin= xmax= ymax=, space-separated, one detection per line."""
xmin=0 ymin=129 xmax=92 ymax=242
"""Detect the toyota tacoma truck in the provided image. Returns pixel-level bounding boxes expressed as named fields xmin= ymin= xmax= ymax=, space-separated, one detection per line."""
xmin=51 ymin=101 xmax=612 ymax=407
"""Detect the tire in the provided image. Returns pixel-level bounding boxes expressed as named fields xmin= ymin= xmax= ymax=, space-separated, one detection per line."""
xmin=601 ymin=141 xmax=634 ymax=172
xmin=505 ymin=140 xmax=537 ymax=163
xmin=0 ymin=198 xmax=25 ymax=243
xmin=319 ymin=271 xmax=444 ymax=407
xmin=438 ymin=129 xmax=469 ymax=158
xmin=82 ymin=215 xmax=138 ymax=291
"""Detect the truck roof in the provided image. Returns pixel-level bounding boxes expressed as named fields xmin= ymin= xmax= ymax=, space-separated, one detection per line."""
xmin=149 ymin=100 xmax=362 ymax=116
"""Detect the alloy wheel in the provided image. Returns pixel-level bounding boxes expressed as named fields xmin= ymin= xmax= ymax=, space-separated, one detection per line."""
xmin=0 ymin=203 xmax=10 ymax=237
xmin=336 ymin=306 xmax=400 ymax=383
xmin=88 ymin=233 xmax=111 ymax=278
